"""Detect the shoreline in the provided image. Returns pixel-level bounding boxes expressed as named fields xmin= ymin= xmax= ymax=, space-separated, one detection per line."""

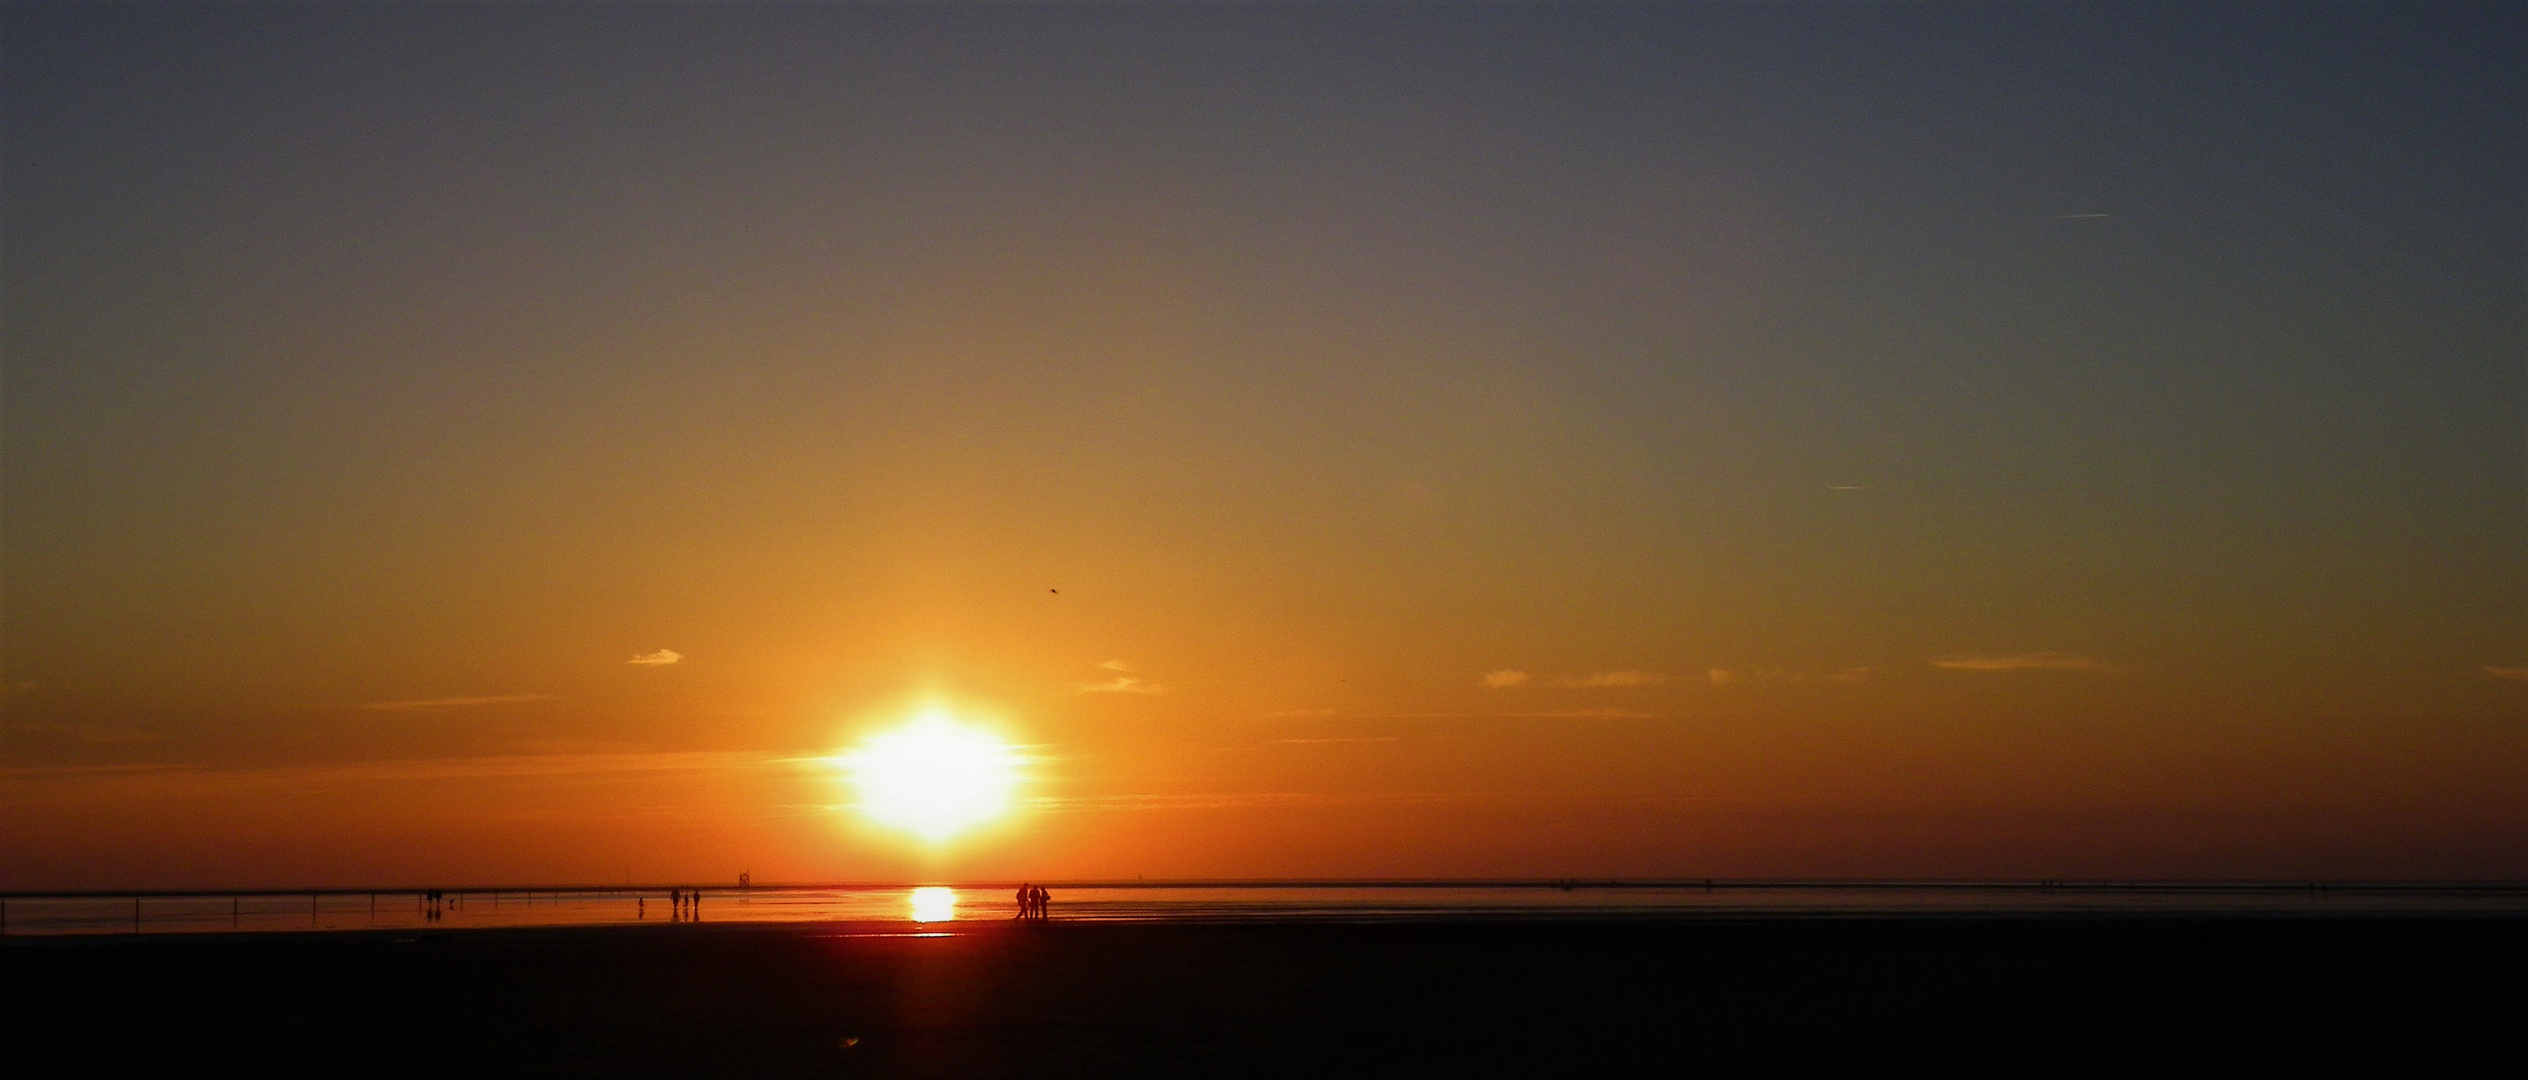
xmin=9 ymin=902 xmax=2528 ymax=946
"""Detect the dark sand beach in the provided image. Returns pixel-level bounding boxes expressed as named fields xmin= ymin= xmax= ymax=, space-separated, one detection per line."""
xmin=14 ymin=914 xmax=2520 ymax=1076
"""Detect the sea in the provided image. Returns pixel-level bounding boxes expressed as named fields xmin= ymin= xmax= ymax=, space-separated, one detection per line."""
xmin=5 ymin=880 xmax=2522 ymax=936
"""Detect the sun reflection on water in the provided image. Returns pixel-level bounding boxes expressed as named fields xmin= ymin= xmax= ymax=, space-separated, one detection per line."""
xmin=908 ymin=887 xmax=957 ymax=922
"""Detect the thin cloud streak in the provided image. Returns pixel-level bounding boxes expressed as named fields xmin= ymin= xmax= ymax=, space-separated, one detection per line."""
xmin=2484 ymin=666 xmax=2528 ymax=682
xmin=360 ymin=694 xmax=560 ymax=712
xmin=1709 ymin=667 xmax=1872 ymax=685
xmin=1 ymin=750 xmax=786 ymax=804
xmin=1027 ymin=791 xmax=1489 ymax=812
xmin=1932 ymin=653 xmax=2122 ymax=673
xmin=1560 ymin=671 xmax=1666 ymax=688
xmin=1485 ymin=670 xmax=1667 ymax=689
xmin=628 ymin=649 xmax=683 ymax=666
xmin=0 ymin=762 xmax=195 ymax=780
xmin=1368 ymin=709 xmax=1666 ymax=720
xmin=1268 ymin=737 xmax=1401 ymax=745
xmin=3 ymin=721 xmax=167 ymax=744
xmin=1080 ymin=660 xmax=1164 ymax=693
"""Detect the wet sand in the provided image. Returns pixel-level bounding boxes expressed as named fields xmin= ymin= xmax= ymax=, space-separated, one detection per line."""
xmin=13 ymin=915 xmax=2519 ymax=1075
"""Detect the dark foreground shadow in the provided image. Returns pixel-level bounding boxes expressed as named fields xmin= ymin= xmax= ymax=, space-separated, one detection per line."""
xmin=11 ymin=915 xmax=2521 ymax=1077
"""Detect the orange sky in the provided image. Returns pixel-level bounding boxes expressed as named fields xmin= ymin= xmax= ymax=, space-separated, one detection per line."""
xmin=5 ymin=4 xmax=2521 ymax=888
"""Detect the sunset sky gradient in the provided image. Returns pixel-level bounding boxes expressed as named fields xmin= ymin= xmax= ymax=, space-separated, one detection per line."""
xmin=4 ymin=1 xmax=2520 ymax=888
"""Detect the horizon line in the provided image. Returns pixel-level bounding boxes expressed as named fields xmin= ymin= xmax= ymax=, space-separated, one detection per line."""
xmin=10 ymin=877 xmax=2528 ymax=900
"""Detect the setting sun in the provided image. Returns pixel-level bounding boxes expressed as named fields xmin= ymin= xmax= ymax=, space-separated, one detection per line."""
xmin=838 ymin=711 xmax=1020 ymax=842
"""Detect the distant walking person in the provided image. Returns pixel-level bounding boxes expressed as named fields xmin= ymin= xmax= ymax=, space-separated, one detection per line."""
xmin=1032 ymin=885 xmax=1049 ymax=920
xmin=1015 ymin=884 xmax=1031 ymax=920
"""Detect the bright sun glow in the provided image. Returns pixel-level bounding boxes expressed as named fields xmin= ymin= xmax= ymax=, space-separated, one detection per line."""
xmin=840 ymin=710 xmax=1019 ymax=841
xmin=908 ymin=886 xmax=957 ymax=922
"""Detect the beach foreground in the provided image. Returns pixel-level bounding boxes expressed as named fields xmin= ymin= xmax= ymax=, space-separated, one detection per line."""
xmin=14 ymin=915 xmax=2519 ymax=1076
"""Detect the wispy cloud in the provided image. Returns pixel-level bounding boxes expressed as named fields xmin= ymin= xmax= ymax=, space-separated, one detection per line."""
xmin=360 ymin=694 xmax=560 ymax=712
xmin=628 ymin=649 xmax=683 ymax=666
xmin=1259 ymin=707 xmax=1663 ymax=721
xmin=1028 ymin=791 xmax=1487 ymax=812
xmin=1363 ymin=709 xmax=1665 ymax=721
xmin=1932 ymin=652 xmax=2121 ymax=673
xmin=1484 ymin=670 xmax=1671 ymax=689
xmin=1077 ymin=660 xmax=1166 ymax=694
xmin=1528 ymin=708 xmax=1663 ymax=719
xmin=1559 ymin=670 xmax=1665 ymax=688
xmin=2 ymin=750 xmax=783 ymax=805
xmin=1267 ymin=737 xmax=1400 ymax=745
xmin=2485 ymin=666 xmax=2528 ymax=682
xmin=1706 ymin=667 xmax=1873 ymax=685
xmin=0 ymin=762 xmax=195 ymax=781
xmin=1 ymin=721 xmax=166 ymax=744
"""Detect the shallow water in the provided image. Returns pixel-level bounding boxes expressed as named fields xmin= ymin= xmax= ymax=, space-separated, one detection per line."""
xmin=5 ymin=881 xmax=2520 ymax=937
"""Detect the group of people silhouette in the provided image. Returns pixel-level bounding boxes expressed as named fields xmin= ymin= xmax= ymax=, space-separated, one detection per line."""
xmin=1014 ymin=883 xmax=1052 ymax=920
xmin=637 ymin=888 xmax=702 ymax=920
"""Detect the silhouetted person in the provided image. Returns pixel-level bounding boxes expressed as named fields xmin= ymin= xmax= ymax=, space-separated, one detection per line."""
xmin=1033 ymin=885 xmax=1049 ymax=920
xmin=1015 ymin=884 xmax=1030 ymax=919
